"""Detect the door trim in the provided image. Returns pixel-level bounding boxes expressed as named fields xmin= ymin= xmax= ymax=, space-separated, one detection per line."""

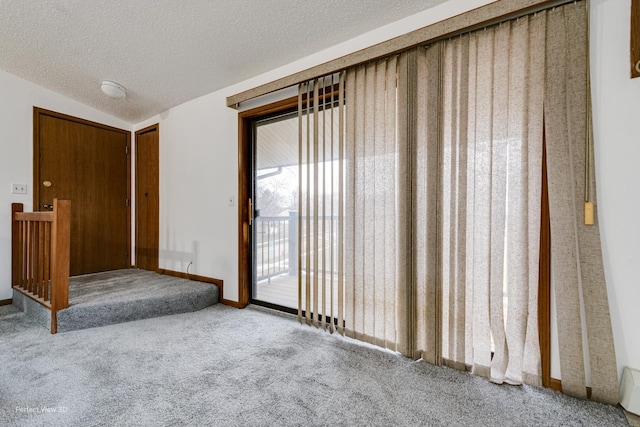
xmin=238 ymin=96 xmax=298 ymax=308
xmin=33 ymin=107 xmax=131 ymax=268
xmin=134 ymin=124 xmax=160 ymax=271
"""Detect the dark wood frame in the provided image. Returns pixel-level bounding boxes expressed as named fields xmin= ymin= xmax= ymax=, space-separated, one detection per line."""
xmin=32 ymin=107 xmax=132 ymax=267
xmin=237 ymin=96 xmax=299 ymax=309
xmin=632 ymin=0 xmax=640 ymax=78
xmin=539 ymin=131 xmax=552 ymax=390
xmin=134 ymin=123 xmax=160 ymax=271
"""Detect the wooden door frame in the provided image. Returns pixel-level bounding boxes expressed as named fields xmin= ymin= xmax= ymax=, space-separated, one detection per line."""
xmin=134 ymin=124 xmax=160 ymax=271
xmin=33 ymin=107 xmax=131 ymax=265
xmin=237 ymin=96 xmax=298 ymax=309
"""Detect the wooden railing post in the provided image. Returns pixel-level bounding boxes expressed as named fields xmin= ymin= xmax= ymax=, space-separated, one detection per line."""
xmin=50 ymin=199 xmax=70 ymax=333
xmin=10 ymin=199 xmax=71 ymax=334
xmin=11 ymin=203 xmax=24 ymax=287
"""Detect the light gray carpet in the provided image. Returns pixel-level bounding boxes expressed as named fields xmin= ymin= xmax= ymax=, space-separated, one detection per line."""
xmin=0 ymin=304 xmax=629 ymax=426
xmin=55 ymin=269 xmax=219 ymax=332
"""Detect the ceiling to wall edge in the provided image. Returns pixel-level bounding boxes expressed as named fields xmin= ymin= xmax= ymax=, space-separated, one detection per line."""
xmin=226 ymin=0 xmax=578 ymax=109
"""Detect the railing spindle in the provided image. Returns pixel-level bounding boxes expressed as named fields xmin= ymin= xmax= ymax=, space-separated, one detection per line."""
xmin=44 ymin=222 xmax=51 ymax=301
xmin=11 ymin=200 xmax=71 ymax=334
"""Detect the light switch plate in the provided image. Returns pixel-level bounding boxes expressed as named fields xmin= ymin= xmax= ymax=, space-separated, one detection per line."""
xmin=11 ymin=184 xmax=27 ymax=194
xmin=228 ymin=196 xmax=235 ymax=207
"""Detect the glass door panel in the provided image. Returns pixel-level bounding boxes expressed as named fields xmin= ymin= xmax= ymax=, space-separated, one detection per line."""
xmin=252 ymin=111 xmax=299 ymax=309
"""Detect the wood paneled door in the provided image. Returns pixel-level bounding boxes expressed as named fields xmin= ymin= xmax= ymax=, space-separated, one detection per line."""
xmin=135 ymin=124 xmax=159 ymax=271
xmin=34 ymin=108 xmax=131 ymax=276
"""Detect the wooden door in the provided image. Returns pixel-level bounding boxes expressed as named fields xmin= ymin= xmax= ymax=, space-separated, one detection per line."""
xmin=135 ymin=125 xmax=159 ymax=271
xmin=34 ymin=108 xmax=131 ymax=276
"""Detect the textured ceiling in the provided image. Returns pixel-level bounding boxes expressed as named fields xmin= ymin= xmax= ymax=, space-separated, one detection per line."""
xmin=0 ymin=0 xmax=449 ymax=123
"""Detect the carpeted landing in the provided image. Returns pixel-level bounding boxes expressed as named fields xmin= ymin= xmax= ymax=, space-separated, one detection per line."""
xmin=0 ymin=304 xmax=629 ymax=426
xmin=15 ymin=269 xmax=219 ymax=333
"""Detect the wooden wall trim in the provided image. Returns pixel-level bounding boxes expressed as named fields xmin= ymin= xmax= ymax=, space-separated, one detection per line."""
xmin=33 ymin=107 xmax=130 ymax=134
xmin=539 ymin=130 xmax=552 ymax=388
xmin=632 ymin=0 xmax=640 ymax=78
xmin=135 ymin=123 xmax=159 ymax=135
xmin=158 ymin=268 xmax=223 ymax=286
xmin=0 ymin=299 xmax=13 ymax=306
xmin=157 ymin=268 xmax=242 ymax=308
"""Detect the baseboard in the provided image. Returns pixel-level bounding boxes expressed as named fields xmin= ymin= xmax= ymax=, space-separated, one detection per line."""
xmin=0 ymin=298 xmax=13 ymax=306
xmin=221 ymin=299 xmax=246 ymax=309
xmin=550 ymin=378 xmax=562 ymax=391
xmin=157 ymin=268 xmax=247 ymax=309
xmin=158 ymin=268 xmax=222 ymax=286
xmin=549 ymin=378 xmax=593 ymax=399
xmin=157 ymin=268 xmax=225 ymax=301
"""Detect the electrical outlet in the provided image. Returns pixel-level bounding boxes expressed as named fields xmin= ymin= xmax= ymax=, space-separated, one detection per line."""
xmin=228 ymin=195 xmax=235 ymax=207
xmin=11 ymin=184 xmax=27 ymax=194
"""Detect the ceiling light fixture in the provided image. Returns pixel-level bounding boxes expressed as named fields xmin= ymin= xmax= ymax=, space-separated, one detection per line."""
xmin=101 ymin=80 xmax=126 ymax=99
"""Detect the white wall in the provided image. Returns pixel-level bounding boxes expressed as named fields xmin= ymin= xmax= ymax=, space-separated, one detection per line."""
xmin=590 ymin=0 xmax=640 ymax=378
xmin=2 ymin=0 xmax=631 ymax=384
xmin=132 ymin=0 xmax=497 ymax=302
xmin=133 ymin=95 xmax=240 ymax=293
xmin=0 ymin=69 xmax=131 ymax=301
xmin=134 ymin=0 xmax=638 ymax=382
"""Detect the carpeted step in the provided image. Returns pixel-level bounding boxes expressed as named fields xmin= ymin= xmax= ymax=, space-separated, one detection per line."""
xmin=33 ymin=269 xmax=218 ymax=333
xmin=55 ymin=269 xmax=219 ymax=333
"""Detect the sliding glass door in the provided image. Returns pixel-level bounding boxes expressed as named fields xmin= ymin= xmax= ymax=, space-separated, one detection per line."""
xmin=251 ymin=111 xmax=299 ymax=310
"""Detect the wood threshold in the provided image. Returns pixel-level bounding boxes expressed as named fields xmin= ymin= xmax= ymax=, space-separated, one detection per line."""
xmin=0 ymin=299 xmax=13 ymax=306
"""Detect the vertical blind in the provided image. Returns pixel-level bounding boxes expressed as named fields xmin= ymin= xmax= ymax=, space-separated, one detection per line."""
xmin=298 ymin=57 xmax=407 ymax=351
xmin=344 ymin=57 xmax=404 ymax=350
xmin=297 ymin=0 xmax=618 ymax=405
xmin=298 ymin=74 xmax=345 ymax=332
xmin=431 ymin=11 xmax=546 ymax=386
xmin=543 ymin=3 xmax=618 ymax=403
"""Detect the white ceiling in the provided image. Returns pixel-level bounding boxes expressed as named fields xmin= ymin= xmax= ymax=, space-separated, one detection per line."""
xmin=0 ymin=0 xmax=449 ymax=124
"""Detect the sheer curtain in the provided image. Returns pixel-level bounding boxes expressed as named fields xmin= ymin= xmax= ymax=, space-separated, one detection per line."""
xmin=297 ymin=74 xmax=345 ymax=331
xmin=544 ymin=3 xmax=618 ymax=403
xmin=298 ymin=56 xmax=409 ymax=352
xmin=297 ymin=0 xmax=618 ymax=404
xmin=424 ymin=13 xmax=546 ymax=386
xmin=343 ymin=57 xmax=406 ymax=350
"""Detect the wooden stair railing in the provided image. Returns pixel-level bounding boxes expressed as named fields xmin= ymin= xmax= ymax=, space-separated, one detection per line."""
xmin=11 ymin=199 xmax=71 ymax=334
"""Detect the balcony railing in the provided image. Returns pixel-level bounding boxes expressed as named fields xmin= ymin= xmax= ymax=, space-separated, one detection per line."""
xmin=254 ymin=212 xmax=339 ymax=283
